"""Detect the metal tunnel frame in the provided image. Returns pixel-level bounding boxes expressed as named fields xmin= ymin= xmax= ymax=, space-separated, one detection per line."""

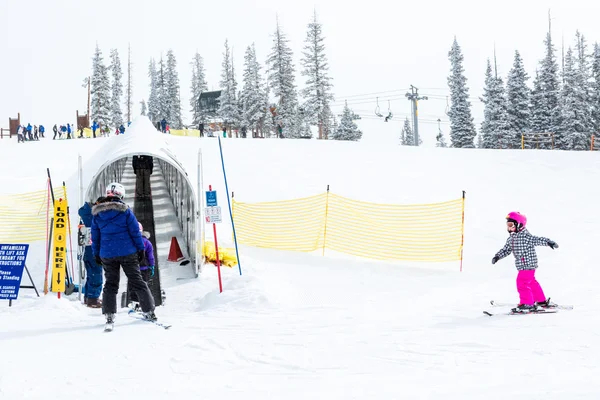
xmin=77 ymin=117 xmax=203 ymax=276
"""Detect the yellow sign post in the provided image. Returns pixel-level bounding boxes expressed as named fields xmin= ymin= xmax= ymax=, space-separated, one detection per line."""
xmin=51 ymin=198 xmax=68 ymax=297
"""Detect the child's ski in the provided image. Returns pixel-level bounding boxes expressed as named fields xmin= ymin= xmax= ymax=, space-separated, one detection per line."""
xmin=483 ymin=308 xmax=558 ymax=316
xmin=490 ymin=300 xmax=573 ymax=310
xmin=128 ymin=309 xmax=172 ymax=329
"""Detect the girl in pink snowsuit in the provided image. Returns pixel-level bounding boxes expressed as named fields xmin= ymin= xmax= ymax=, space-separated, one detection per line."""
xmin=492 ymin=211 xmax=559 ymax=312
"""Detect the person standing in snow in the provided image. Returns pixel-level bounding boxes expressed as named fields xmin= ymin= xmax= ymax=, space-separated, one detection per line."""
xmin=91 ymin=183 xmax=157 ymax=324
xmin=78 ymin=201 xmax=104 ymax=308
xmin=129 ymin=222 xmax=156 ymax=310
xmin=491 ymin=211 xmax=559 ymax=313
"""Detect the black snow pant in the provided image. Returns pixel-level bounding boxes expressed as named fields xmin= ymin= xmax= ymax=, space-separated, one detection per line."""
xmin=101 ymin=252 xmax=155 ymax=314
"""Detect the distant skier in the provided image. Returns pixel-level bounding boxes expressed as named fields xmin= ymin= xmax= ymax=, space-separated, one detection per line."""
xmin=491 ymin=211 xmax=559 ymax=313
xmin=91 ymin=182 xmax=157 ymax=326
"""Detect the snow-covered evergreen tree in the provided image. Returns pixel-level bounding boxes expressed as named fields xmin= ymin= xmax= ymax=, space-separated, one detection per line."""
xmin=592 ymin=43 xmax=600 ymax=133
xmin=300 ymin=10 xmax=334 ymax=138
xmin=90 ymin=44 xmax=111 ymax=129
xmin=447 ymin=38 xmax=477 ymax=148
xmin=157 ymin=57 xmax=169 ymax=122
xmin=560 ymin=47 xmax=591 ymax=150
xmin=165 ymin=49 xmax=183 ymax=129
xmin=126 ymin=44 xmax=133 ymax=123
xmin=530 ymin=70 xmax=544 ymax=136
xmin=506 ymin=50 xmax=531 ymax=148
xmin=401 ymin=117 xmax=414 ymax=146
xmin=140 ymin=99 xmax=147 ymax=116
xmin=109 ymin=49 xmax=123 ymax=127
xmin=572 ymin=31 xmax=593 ymax=140
xmin=537 ymin=32 xmax=562 ymax=148
xmin=260 ymin=85 xmax=275 ymax=138
xmin=332 ymin=102 xmax=361 ymax=141
xmin=240 ymin=44 xmax=265 ymax=136
xmin=147 ymin=59 xmax=160 ymax=122
xmin=266 ymin=19 xmax=299 ymax=136
xmin=218 ymin=40 xmax=239 ymax=133
xmin=190 ymin=52 xmax=208 ymax=125
xmin=480 ymin=59 xmax=510 ymax=149
xmin=320 ymin=104 xmax=335 ymax=139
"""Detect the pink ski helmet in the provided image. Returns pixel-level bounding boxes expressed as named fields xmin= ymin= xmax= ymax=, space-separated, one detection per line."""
xmin=138 ymin=222 xmax=143 ymax=232
xmin=506 ymin=211 xmax=527 ymax=232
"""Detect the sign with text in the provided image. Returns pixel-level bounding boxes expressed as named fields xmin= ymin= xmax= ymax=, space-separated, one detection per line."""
xmin=206 ymin=190 xmax=218 ymax=207
xmin=51 ymin=198 xmax=68 ymax=293
xmin=0 ymin=244 xmax=29 ymax=300
xmin=205 ymin=206 xmax=222 ymax=224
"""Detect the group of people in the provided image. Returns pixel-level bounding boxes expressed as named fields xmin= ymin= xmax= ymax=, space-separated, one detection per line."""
xmin=78 ymin=182 xmax=158 ymax=324
xmin=16 ymin=123 xmax=45 ymax=142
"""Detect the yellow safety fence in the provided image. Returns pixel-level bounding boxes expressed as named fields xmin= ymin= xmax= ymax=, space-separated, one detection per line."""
xmin=232 ymin=191 xmax=465 ymax=263
xmin=0 ymin=189 xmax=51 ymax=243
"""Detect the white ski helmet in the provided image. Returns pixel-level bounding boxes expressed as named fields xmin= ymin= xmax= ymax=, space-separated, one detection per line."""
xmin=106 ymin=182 xmax=125 ymax=199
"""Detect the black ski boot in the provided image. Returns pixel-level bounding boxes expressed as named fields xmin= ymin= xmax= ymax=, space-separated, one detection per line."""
xmin=143 ymin=311 xmax=157 ymax=321
xmin=511 ymin=304 xmax=538 ymax=313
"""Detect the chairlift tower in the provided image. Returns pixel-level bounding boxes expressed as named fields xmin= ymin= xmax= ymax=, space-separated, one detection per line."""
xmin=405 ymin=85 xmax=428 ymax=146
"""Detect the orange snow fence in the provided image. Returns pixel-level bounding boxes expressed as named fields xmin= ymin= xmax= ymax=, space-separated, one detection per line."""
xmin=232 ymin=190 xmax=465 ymax=263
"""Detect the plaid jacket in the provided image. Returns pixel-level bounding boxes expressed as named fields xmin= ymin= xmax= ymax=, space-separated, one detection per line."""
xmin=495 ymin=229 xmax=552 ymax=270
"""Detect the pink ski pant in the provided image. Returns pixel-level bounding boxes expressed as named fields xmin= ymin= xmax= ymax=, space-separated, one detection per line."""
xmin=516 ymin=269 xmax=546 ymax=305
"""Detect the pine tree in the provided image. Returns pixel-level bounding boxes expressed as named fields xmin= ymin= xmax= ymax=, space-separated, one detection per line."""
xmin=506 ymin=50 xmax=531 ymax=148
xmin=109 ymin=49 xmax=123 ymax=127
xmin=332 ymin=102 xmax=361 ymax=141
xmin=218 ymin=39 xmax=239 ymax=133
xmin=401 ymin=117 xmax=413 ymax=145
xmin=592 ymin=43 xmax=600 ymax=133
xmin=560 ymin=47 xmax=589 ymax=150
xmin=300 ymin=10 xmax=334 ymax=139
xmin=90 ymin=44 xmax=111 ymax=129
xmin=126 ymin=44 xmax=133 ymax=123
xmin=573 ymin=31 xmax=593 ymax=141
xmin=480 ymin=59 xmax=510 ymax=149
xmin=260 ymin=85 xmax=275 ymax=138
xmin=240 ymin=44 xmax=265 ymax=136
xmin=266 ymin=19 xmax=299 ymax=136
xmin=530 ymin=70 xmax=544 ymax=136
xmin=165 ymin=49 xmax=183 ymax=129
xmin=157 ymin=57 xmax=169 ymax=122
xmin=447 ymin=38 xmax=477 ymax=148
xmin=537 ymin=32 xmax=562 ymax=148
xmin=140 ymin=99 xmax=147 ymax=116
xmin=147 ymin=59 xmax=160 ymax=122
xmin=190 ymin=52 xmax=208 ymax=125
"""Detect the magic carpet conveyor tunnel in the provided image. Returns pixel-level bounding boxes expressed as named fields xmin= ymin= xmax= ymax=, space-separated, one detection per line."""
xmin=78 ymin=117 xmax=205 ymax=307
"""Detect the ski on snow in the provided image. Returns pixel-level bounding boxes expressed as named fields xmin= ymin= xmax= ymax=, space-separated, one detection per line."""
xmin=103 ymin=311 xmax=172 ymax=331
xmin=489 ymin=300 xmax=573 ymax=310
xmin=127 ymin=309 xmax=172 ymax=329
xmin=483 ymin=299 xmax=572 ymax=316
xmin=483 ymin=308 xmax=558 ymax=316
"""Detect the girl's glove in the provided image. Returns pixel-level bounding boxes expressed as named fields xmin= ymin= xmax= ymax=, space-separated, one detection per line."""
xmin=547 ymin=240 xmax=558 ymax=249
xmin=150 ymin=266 xmax=155 ymax=277
xmin=491 ymin=256 xmax=499 ymax=264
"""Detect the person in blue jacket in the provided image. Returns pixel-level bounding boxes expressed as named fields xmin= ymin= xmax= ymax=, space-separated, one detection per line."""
xmin=78 ymin=201 xmax=104 ymax=308
xmin=91 ymin=182 xmax=157 ymax=324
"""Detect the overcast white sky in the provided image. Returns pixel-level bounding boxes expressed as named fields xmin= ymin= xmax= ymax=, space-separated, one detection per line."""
xmin=1 ymin=0 xmax=599 ymax=142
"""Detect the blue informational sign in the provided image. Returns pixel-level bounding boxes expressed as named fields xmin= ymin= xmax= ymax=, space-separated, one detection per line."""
xmin=0 ymin=244 xmax=29 ymax=300
xmin=206 ymin=190 xmax=218 ymax=207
